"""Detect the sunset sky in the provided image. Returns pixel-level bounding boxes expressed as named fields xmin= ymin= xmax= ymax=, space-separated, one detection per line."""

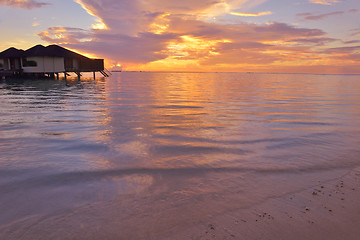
xmin=0 ymin=0 xmax=359 ymax=73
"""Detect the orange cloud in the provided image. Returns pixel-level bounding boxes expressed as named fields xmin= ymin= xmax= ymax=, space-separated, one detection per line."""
xmin=230 ymin=11 xmax=272 ymax=17
xmin=308 ymin=0 xmax=341 ymax=5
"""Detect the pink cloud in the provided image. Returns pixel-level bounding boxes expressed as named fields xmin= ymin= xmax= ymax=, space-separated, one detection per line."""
xmin=350 ymin=28 xmax=360 ymax=37
xmin=286 ymin=37 xmax=338 ymax=46
xmin=297 ymin=11 xmax=344 ymax=20
xmin=344 ymin=40 xmax=360 ymax=44
xmin=0 ymin=0 xmax=50 ymax=9
xmin=38 ymin=27 xmax=91 ymax=44
xmin=38 ymin=26 xmax=179 ymax=64
xmin=324 ymin=45 xmax=360 ymax=54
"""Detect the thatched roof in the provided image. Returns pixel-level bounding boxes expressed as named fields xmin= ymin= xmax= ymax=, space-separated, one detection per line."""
xmin=0 ymin=47 xmax=25 ymax=58
xmin=25 ymin=45 xmax=90 ymax=60
xmin=0 ymin=45 xmax=90 ymax=60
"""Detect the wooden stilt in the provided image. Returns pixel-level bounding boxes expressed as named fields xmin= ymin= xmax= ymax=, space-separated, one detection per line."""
xmin=64 ymin=72 xmax=67 ymax=80
xmin=93 ymin=72 xmax=96 ymax=80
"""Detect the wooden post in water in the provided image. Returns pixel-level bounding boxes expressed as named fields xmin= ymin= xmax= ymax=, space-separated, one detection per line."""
xmin=64 ymin=72 xmax=67 ymax=80
xmin=56 ymin=73 xmax=59 ymax=80
xmin=93 ymin=72 xmax=96 ymax=80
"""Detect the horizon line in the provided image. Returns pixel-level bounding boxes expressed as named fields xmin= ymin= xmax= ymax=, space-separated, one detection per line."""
xmin=116 ymin=71 xmax=360 ymax=76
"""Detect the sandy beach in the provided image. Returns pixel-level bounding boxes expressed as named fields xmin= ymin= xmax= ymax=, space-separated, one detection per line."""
xmin=166 ymin=167 xmax=360 ymax=240
xmin=2 ymin=167 xmax=359 ymax=240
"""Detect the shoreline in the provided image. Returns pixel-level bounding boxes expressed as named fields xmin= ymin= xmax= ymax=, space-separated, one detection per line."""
xmin=168 ymin=167 xmax=360 ymax=240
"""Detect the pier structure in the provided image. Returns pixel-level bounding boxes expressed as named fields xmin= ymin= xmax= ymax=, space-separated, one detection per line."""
xmin=0 ymin=44 xmax=109 ymax=80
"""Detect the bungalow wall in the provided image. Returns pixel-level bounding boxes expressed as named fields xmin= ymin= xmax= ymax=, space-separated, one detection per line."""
xmin=79 ymin=59 xmax=104 ymax=72
xmin=0 ymin=59 xmax=10 ymax=70
xmin=0 ymin=58 xmax=21 ymax=70
xmin=0 ymin=58 xmax=20 ymax=70
xmin=4 ymin=59 xmax=10 ymax=69
xmin=22 ymin=56 xmax=65 ymax=73
xmin=64 ymin=58 xmax=104 ymax=72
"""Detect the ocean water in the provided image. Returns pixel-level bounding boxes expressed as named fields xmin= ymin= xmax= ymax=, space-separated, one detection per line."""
xmin=1 ymin=72 xmax=360 ymax=239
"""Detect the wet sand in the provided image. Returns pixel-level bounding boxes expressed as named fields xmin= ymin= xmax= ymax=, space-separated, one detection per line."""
xmin=1 ymin=169 xmax=359 ymax=240
xmin=167 ymin=167 xmax=360 ymax=240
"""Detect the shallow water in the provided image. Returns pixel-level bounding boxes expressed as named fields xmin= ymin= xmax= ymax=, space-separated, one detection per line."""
xmin=1 ymin=72 xmax=360 ymax=239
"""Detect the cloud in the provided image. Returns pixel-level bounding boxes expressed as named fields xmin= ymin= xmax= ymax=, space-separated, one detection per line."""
xmin=344 ymin=40 xmax=360 ymax=44
xmin=347 ymin=53 xmax=360 ymax=61
xmin=286 ymin=37 xmax=338 ymax=46
xmin=349 ymin=9 xmax=359 ymax=13
xmin=73 ymin=0 xmax=269 ymax=35
xmin=297 ymin=11 xmax=344 ymax=20
xmin=34 ymin=0 xmax=360 ymax=73
xmin=324 ymin=45 xmax=360 ymax=54
xmin=38 ymin=26 xmax=179 ymax=64
xmin=39 ymin=0 xmax=277 ymax=64
xmin=38 ymin=27 xmax=92 ymax=44
xmin=308 ymin=0 xmax=341 ymax=5
xmin=350 ymin=28 xmax=360 ymax=37
xmin=230 ymin=11 xmax=272 ymax=17
xmin=0 ymin=0 xmax=50 ymax=9
xmin=38 ymin=17 xmax=327 ymax=67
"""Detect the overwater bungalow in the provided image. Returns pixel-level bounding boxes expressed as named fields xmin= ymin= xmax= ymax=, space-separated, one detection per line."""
xmin=0 ymin=44 xmax=109 ymax=79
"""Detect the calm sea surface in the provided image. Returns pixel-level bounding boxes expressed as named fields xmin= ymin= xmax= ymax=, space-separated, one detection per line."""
xmin=1 ymin=72 xmax=360 ymax=238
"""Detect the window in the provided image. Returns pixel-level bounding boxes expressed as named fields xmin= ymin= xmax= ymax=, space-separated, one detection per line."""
xmin=22 ymin=58 xmax=37 ymax=67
